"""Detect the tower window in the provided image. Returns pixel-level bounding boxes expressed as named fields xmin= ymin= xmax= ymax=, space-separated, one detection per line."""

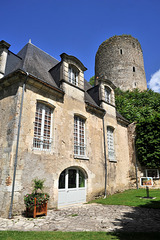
xmin=120 ymin=49 xmax=123 ymax=55
xmin=133 ymin=67 xmax=135 ymax=72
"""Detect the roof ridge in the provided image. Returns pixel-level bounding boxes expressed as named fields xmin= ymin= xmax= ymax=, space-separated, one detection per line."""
xmin=20 ymin=43 xmax=30 ymax=71
xmin=27 ymin=42 xmax=59 ymax=63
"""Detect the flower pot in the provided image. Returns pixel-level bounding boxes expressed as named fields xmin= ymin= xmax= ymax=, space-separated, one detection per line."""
xmin=26 ymin=198 xmax=48 ymax=218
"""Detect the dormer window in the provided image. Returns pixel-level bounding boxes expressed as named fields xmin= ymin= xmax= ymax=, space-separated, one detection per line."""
xmin=68 ymin=65 xmax=79 ymax=86
xmin=105 ymin=87 xmax=111 ymax=103
xmin=60 ymin=53 xmax=87 ymax=90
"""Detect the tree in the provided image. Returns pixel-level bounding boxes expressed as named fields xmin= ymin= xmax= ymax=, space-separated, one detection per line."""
xmin=136 ymin=113 xmax=160 ymax=168
xmin=115 ymin=88 xmax=160 ymax=168
xmin=89 ymin=76 xmax=95 ymax=86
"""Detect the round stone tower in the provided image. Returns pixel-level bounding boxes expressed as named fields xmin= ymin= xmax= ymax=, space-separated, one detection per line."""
xmin=95 ymin=35 xmax=147 ymax=91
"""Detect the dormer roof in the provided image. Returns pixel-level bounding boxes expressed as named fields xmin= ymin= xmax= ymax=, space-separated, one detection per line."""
xmin=60 ymin=53 xmax=87 ymax=71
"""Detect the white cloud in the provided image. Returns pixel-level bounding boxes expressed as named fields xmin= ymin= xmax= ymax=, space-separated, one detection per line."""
xmin=148 ymin=69 xmax=160 ymax=93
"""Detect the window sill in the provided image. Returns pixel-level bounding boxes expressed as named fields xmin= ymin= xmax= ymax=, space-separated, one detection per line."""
xmin=32 ymin=148 xmax=53 ymax=154
xmin=109 ymin=158 xmax=117 ymax=163
xmin=102 ymin=100 xmax=115 ymax=108
xmin=60 ymin=79 xmax=85 ymax=92
xmin=74 ymin=155 xmax=89 ymax=160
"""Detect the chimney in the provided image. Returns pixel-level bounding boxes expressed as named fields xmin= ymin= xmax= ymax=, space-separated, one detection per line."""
xmin=0 ymin=40 xmax=11 ymax=79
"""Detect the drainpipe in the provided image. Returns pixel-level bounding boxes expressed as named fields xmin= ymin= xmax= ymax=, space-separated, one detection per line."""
xmin=102 ymin=115 xmax=107 ymax=198
xmin=8 ymin=72 xmax=29 ymax=219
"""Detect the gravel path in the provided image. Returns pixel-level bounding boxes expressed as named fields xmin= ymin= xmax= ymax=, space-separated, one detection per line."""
xmin=0 ymin=203 xmax=160 ymax=232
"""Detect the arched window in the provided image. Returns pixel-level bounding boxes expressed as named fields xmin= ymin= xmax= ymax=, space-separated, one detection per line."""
xmin=59 ymin=168 xmax=86 ymax=189
xmin=68 ymin=65 xmax=79 ymax=86
xmin=33 ymin=102 xmax=53 ymax=150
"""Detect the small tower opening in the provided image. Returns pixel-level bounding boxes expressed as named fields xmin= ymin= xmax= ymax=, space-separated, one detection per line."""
xmin=120 ymin=49 xmax=123 ymax=55
xmin=133 ymin=66 xmax=135 ymax=72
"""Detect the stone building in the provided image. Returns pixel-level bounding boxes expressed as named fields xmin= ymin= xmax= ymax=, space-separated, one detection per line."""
xmin=0 ymin=35 xmax=146 ymax=218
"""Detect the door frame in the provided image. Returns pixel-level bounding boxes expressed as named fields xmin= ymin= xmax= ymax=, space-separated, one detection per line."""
xmin=58 ymin=167 xmax=87 ymax=207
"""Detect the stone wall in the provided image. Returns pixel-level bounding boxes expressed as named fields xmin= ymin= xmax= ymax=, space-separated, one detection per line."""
xmin=0 ymin=76 xmax=132 ymax=218
xmin=95 ymin=35 xmax=147 ymax=91
xmin=103 ymin=102 xmax=131 ymax=195
xmin=0 ymin=81 xmax=21 ymax=217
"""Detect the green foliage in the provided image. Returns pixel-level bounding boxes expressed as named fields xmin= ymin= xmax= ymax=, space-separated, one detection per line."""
xmin=89 ymin=76 xmax=95 ymax=86
xmin=33 ymin=179 xmax=45 ymax=194
xmin=24 ymin=179 xmax=49 ymax=209
xmin=24 ymin=192 xmax=49 ymax=209
xmin=115 ymin=88 xmax=160 ymax=168
xmin=136 ymin=113 xmax=160 ymax=168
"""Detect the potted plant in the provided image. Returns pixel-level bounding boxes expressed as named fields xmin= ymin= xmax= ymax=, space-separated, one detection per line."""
xmin=24 ymin=179 xmax=50 ymax=218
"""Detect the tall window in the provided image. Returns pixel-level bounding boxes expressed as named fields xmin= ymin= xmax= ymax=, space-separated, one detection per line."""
xmin=74 ymin=116 xmax=85 ymax=156
xmin=107 ymin=127 xmax=115 ymax=160
xmin=68 ymin=65 xmax=78 ymax=86
xmin=33 ymin=103 xmax=52 ymax=150
xmin=105 ymin=87 xmax=111 ymax=103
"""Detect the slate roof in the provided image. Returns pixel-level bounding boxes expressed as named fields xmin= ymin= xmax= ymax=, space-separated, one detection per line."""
xmin=4 ymin=41 xmax=128 ymax=123
xmin=5 ymin=42 xmax=100 ymax=109
xmin=5 ymin=42 xmax=60 ymax=88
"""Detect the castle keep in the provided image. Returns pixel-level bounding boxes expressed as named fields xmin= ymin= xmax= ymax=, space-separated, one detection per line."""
xmin=0 ymin=35 xmax=147 ymax=218
xmin=95 ymin=35 xmax=147 ymax=91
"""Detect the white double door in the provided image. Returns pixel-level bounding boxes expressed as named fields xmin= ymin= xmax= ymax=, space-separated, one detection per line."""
xmin=58 ymin=168 xmax=86 ymax=207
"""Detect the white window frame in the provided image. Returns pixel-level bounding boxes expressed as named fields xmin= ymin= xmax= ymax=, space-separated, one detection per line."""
xmin=68 ymin=65 xmax=79 ymax=86
xmin=104 ymin=87 xmax=111 ymax=103
xmin=74 ymin=116 xmax=86 ymax=157
xmin=33 ymin=102 xmax=53 ymax=151
xmin=145 ymin=169 xmax=159 ymax=179
xmin=107 ymin=126 xmax=115 ymax=161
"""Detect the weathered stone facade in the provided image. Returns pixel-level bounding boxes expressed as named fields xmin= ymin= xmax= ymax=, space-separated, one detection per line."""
xmin=95 ymin=35 xmax=147 ymax=91
xmin=0 ymin=35 xmax=148 ymax=218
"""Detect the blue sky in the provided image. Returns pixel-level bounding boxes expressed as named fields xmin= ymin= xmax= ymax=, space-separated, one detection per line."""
xmin=1 ymin=0 xmax=160 ymax=92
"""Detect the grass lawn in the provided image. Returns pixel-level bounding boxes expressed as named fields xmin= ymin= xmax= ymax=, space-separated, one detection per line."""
xmin=90 ymin=188 xmax=160 ymax=208
xmin=1 ymin=231 xmax=160 ymax=240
